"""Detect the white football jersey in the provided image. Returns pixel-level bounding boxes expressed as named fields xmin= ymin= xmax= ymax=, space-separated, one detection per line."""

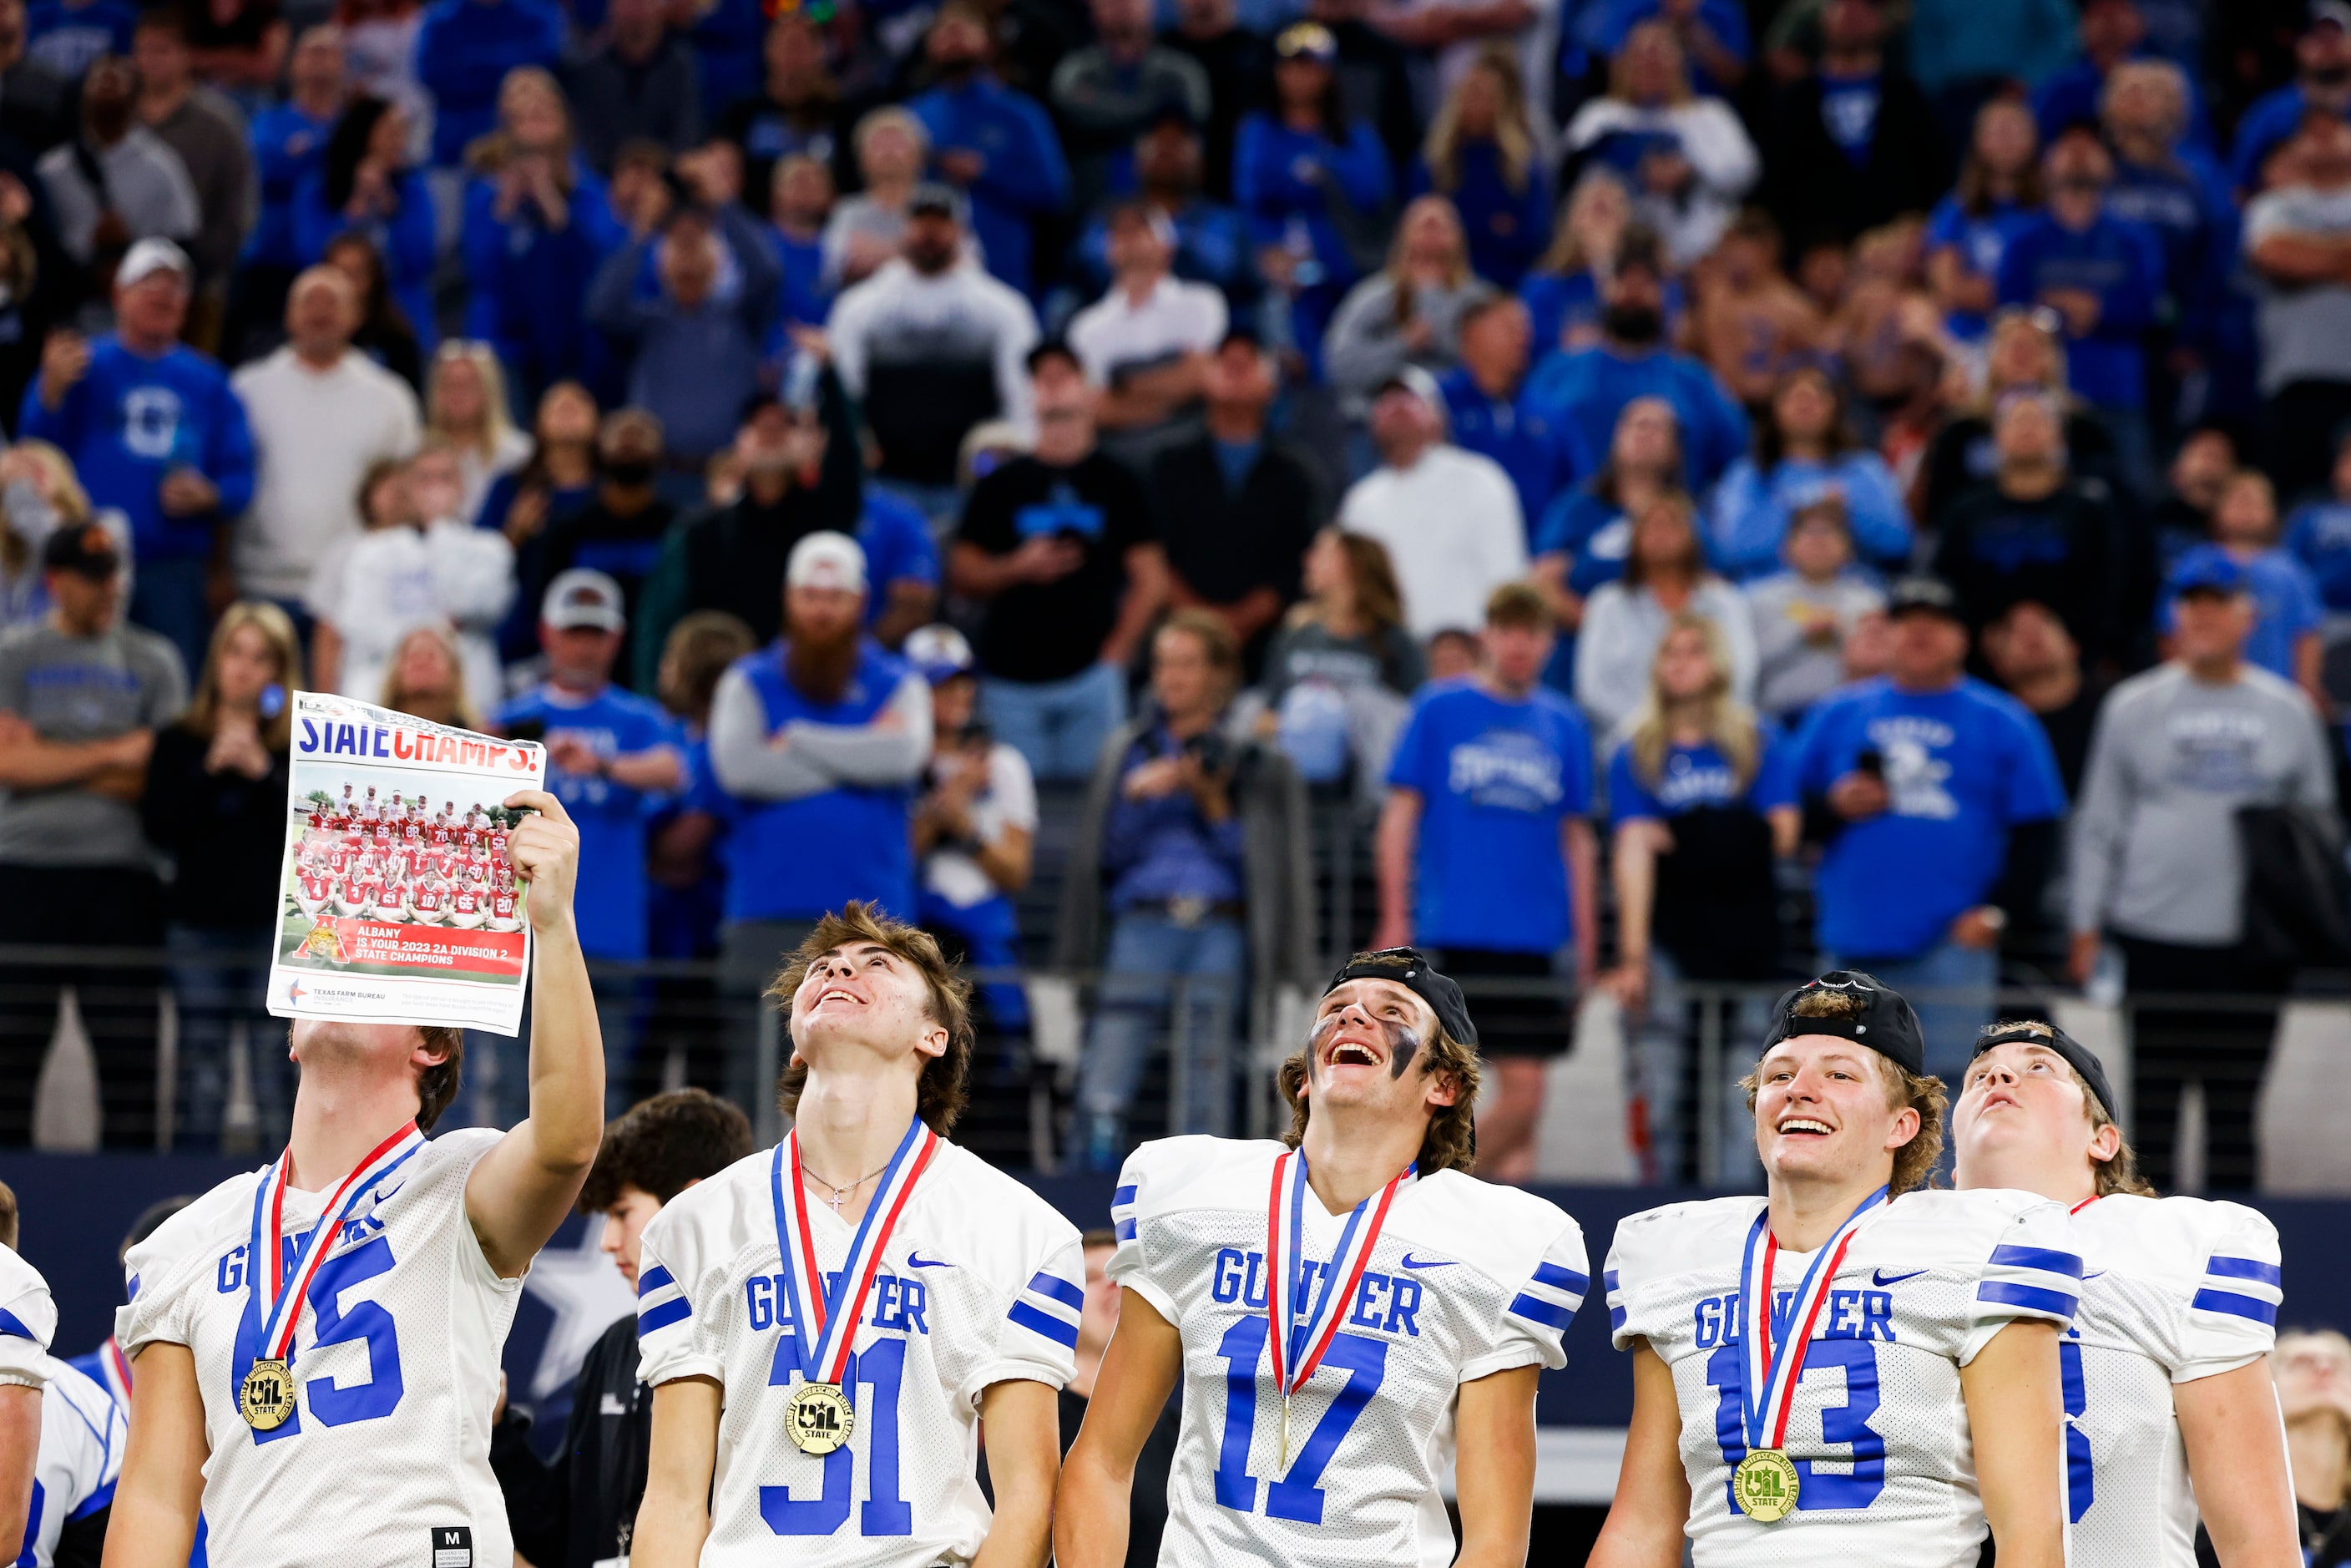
xmin=2062 ymin=1195 xmax=2281 ymax=1568
xmin=0 ymin=1243 xmax=56 ymax=1388
xmin=1605 ymin=1189 xmax=2081 ymax=1568
xmin=23 ymin=1354 xmax=123 ymax=1565
xmin=1108 ymin=1136 xmax=1588 ymax=1568
xmin=116 ymin=1129 xmax=521 ymax=1568
xmin=635 ymin=1139 xmax=1082 ymax=1567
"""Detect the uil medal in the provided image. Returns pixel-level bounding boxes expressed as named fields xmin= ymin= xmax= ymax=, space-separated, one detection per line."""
xmin=786 ymin=1381 xmax=856 ymax=1455
xmin=1731 ymin=1448 xmax=1799 ymax=1523
xmin=240 ymin=1358 xmax=295 ymax=1430
xmin=1732 ymin=1187 xmax=1891 ymax=1524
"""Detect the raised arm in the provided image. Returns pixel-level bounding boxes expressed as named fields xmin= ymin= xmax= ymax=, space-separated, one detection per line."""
xmin=1454 ymin=1363 xmax=1540 ymax=1568
xmin=973 ymin=1378 xmax=1062 ymax=1568
xmin=464 ymin=791 xmax=604 ymax=1277
xmin=99 ymin=1343 xmax=209 ymax=1568
xmin=1959 ymin=1318 xmax=2065 ymax=1568
xmin=1054 ymin=1289 xmax=1184 ymax=1568
xmin=1586 ymin=1340 xmax=1692 ymax=1568
xmin=632 ymin=1378 xmax=722 ymax=1568
xmin=2177 ymin=1360 xmax=2302 ymax=1568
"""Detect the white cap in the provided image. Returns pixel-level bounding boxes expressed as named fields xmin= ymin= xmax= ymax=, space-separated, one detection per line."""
xmin=117 ymin=237 xmax=192 ymax=289
xmin=786 ymin=530 xmax=867 ymax=594
xmin=541 ymin=567 xmax=627 ymax=631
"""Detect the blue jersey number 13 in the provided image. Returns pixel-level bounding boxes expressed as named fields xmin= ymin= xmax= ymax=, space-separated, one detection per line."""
xmin=1211 ymin=1316 xmax=1389 ymax=1527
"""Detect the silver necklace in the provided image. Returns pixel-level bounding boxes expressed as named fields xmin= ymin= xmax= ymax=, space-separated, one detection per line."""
xmin=804 ymin=1161 xmax=892 ymax=1216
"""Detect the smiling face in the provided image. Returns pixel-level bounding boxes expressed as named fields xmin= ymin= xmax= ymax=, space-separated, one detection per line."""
xmin=1751 ymin=1035 xmax=1918 ymax=1192
xmin=1952 ymin=1039 xmax=2116 ymax=1198
xmin=789 ymin=940 xmax=949 ymax=1074
xmin=1300 ymin=979 xmax=1459 ymax=1124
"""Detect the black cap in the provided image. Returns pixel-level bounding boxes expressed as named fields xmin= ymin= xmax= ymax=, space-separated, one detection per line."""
xmin=1885 ymin=575 xmax=1963 ymax=621
xmin=1325 ymin=948 xmax=1479 ymax=1048
xmin=907 ymin=181 xmax=968 ymax=225
xmin=1969 ymin=1020 xmax=2120 ymax=1128
xmin=43 ymin=522 xmax=119 ymax=579
xmin=1762 ymin=970 xmax=1926 ymax=1076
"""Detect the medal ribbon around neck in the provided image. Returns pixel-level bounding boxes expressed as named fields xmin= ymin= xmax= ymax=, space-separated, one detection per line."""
xmin=771 ymin=1118 xmax=939 ymax=1390
xmin=245 ymin=1121 xmax=426 ymax=1368
xmin=1737 ymin=1185 xmax=1889 ymax=1456
xmin=1264 ymin=1151 xmax=1413 ymax=1416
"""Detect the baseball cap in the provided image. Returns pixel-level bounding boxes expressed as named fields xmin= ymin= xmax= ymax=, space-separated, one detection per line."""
xmin=786 ymin=530 xmax=867 ymax=594
xmin=117 ymin=237 xmax=192 ymax=289
xmin=1276 ymin=19 xmax=1337 ymax=59
xmin=1374 ymin=363 xmax=1447 ymax=424
xmin=903 ymin=624 xmax=974 ymax=684
xmin=541 ymin=567 xmax=626 ymax=632
xmin=1324 ymin=947 xmax=1479 ymax=1049
xmin=1969 ymin=1019 xmax=2121 ymax=1129
xmin=42 ymin=521 xmax=119 ymax=579
xmin=1762 ymin=970 xmax=1927 ymax=1077
xmin=1884 ymin=575 xmax=1963 ymax=621
xmin=2166 ymin=547 xmax=2252 ymax=599
xmin=907 ymin=182 xmax=969 ymax=225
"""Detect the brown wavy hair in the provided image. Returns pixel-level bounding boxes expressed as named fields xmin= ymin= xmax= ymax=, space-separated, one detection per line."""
xmin=1277 ymin=951 xmax=1482 ymax=1176
xmin=1742 ymin=986 xmax=1948 ymax=1196
xmin=770 ymin=902 xmax=973 ymax=1135
xmin=416 ymin=1026 xmax=464 ymax=1130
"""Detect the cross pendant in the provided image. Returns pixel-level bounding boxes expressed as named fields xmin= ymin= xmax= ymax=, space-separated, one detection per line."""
xmin=827 ymin=1189 xmax=847 ymax=1215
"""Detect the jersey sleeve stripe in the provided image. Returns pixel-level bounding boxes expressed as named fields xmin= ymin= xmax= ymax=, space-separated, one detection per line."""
xmin=2205 ymin=1255 xmax=2283 ymax=1287
xmin=2191 ymin=1287 xmax=2280 ymax=1325
xmin=1008 ymin=1300 xmax=1081 ymax=1348
xmin=1027 ymin=1270 xmax=1084 ymax=1310
xmin=1112 ymin=1184 xmax=1138 ymax=1208
xmin=1976 ymin=1280 xmax=2077 ymax=1318
xmin=638 ymin=1265 xmax=675 ymax=1296
xmin=1534 ymin=1262 xmax=1590 ymax=1295
xmin=1115 ymin=1218 xmax=1136 ymax=1242
xmin=68 ymin=1479 xmax=118 ymax=1521
xmin=637 ymin=1297 xmax=692 ymax=1336
xmin=1507 ymin=1291 xmax=1577 ymax=1332
xmin=0 ymin=1308 xmax=40 ymax=1344
xmin=1604 ymin=1268 xmax=1625 ymax=1332
xmin=1987 ymin=1243 xmax=2085 ymax=1278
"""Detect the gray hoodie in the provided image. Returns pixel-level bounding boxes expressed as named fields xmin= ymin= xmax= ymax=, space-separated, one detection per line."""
xmin=2068 ymin=661 xmax=2337 ymax=946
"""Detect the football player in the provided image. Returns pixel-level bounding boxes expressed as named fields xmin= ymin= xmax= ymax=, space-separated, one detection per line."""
xmin=0 ymin=1184 xmax=121 ymax=1566
xmin=1952 ymin=1020 xmax=2298 ymax=1567
xmin=103 ymin=791 xmax=604 ymax=1568
xmin=0 ymin=1191 xmax=56 ymax=1559
xmin=1590 ymin=972 xmax=2078 ymax=1568
xmin=1058 ymin=947 xmax=1588 ymax=1568
xmin=632 ymin=903 xmax=1081 ymax=1568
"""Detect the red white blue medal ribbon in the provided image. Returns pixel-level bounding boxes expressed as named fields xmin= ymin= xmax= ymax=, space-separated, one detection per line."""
xmin=1737 ymin=1185 xmax=1888 ymax=1454
xmin=1264 ymin=1150 xmax=1413 ymax=1469
xmin=771 ymin=1118 xmax=938 ymax=1389
xmin=245 ymin=1120 xmax=425 ymax=1366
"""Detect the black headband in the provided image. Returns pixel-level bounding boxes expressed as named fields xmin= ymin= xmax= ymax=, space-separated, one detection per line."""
xmin=1970 ymin=1022 xmax=2119 ymax=1130
xmin=1324 ymin=948 xmax=1479 ymax=1048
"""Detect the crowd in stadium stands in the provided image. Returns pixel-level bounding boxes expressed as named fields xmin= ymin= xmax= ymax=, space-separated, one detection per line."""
xmin=1 ymin=0 xmax=2350 ymax=1193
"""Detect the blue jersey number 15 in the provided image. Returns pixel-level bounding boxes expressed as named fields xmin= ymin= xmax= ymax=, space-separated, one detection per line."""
xmin=1211 ymin=1316 xmax=1389 ymax=1527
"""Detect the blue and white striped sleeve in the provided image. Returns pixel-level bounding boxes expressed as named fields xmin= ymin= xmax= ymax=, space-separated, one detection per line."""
xmin=973 ymin=1227 xmax=1083 ymax=1398
xmin=0 ymin=1251 xmax=54 ymax=1391
xmin=2178 ymin=1204 xmax=2282 ymax=1379
xmin=1104 ymin=1150 xmax=1178 ymax=1322
xmin=1477 ymin=1217 xmax=1588 ymax=1377
xmin=634 ymin=1206 xmax=717 ymax=1388
xmin=1964 ymin=1199 xmax=2082 ymax=1363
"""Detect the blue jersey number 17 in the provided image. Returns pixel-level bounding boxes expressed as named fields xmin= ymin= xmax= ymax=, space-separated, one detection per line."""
xmin=1211 ymin=1316 xmax=1390 ymax=1527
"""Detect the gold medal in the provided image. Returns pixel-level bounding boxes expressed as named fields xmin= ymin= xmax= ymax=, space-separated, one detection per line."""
xmin=240 ymin=1358 xmax=295 ymax=1430
xmin=786 ymin=1381 xmax=855 ymax=1455
xmin=1732 ymin=1448 xmax=1800 ymax=1523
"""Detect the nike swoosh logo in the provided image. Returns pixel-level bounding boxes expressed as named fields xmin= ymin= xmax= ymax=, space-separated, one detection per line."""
xmin=1872 ymin=1268 xmax=1929 ymax=1286
xmin=1399 ymin=1255 xmax=1457 ymax=1271
xmin=2082 ymin=1270 xmax=2106 ymax=1281
xmin=906 ymin=1252 xmax=953 ymax=1269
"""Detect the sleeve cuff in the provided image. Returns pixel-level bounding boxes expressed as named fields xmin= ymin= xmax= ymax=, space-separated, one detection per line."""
xmin=1460 ymin=1345 xmax=1550 ymax=1383
xmin=2174 ymin=1350 xmax=2268 ymax=1384
xmin=644 ymin=1353 xmax=726 ymax=1388
xmin=0 ymin=1369 xmax=44 ymax=1390
xmin=1116 ymin=1272 xmax=1181 ymax=1326
xmin=962 ymin=1359 xmax=1072 ymax=1407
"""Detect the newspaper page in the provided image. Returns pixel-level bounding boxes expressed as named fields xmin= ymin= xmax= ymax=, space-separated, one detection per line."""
xmin=265 ymin=692 xmax=548 ymax=1035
